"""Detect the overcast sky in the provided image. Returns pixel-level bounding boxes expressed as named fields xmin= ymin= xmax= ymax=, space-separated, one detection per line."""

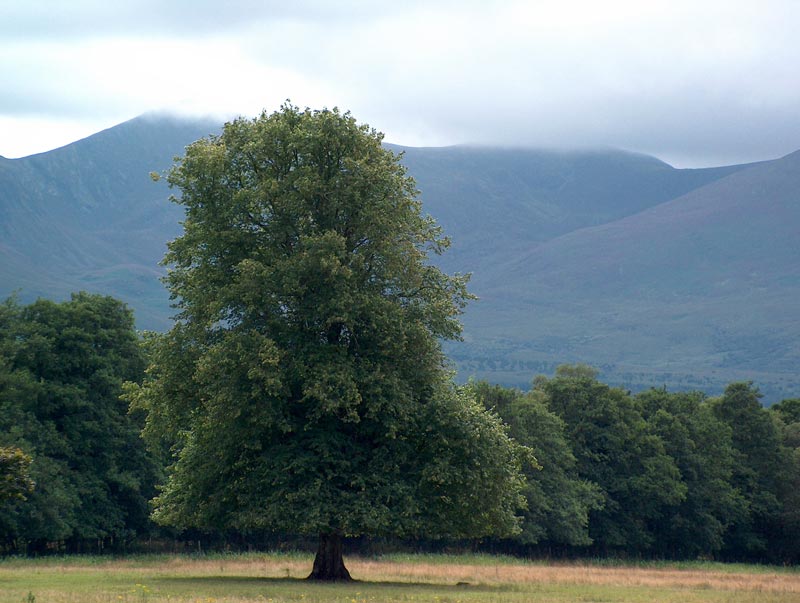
xmin=1 ymin=0 xmax=799 ymax=167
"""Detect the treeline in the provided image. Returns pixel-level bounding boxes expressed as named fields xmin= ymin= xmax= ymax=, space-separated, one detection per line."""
xmin=1 ymin=295 xmax=798 ymax=562
xmin=470 ymin=367 xmax=800 ymax=563
xmin=0 ymin=294 xmax=159 ymax=553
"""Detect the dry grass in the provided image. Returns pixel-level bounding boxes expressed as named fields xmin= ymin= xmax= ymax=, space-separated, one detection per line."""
xmin=0 ymin=553 xmax=798 ymax=603
xmin=349 ymin=558 xmax=800 ymax=593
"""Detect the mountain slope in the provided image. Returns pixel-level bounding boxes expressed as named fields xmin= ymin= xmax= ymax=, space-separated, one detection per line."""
xmin=1 ymin=115 xmax=795 ymax=400
xmin=394 ymin=145 xmax=749 ymax=281
xmin=455 ymin=151 xmax=800 ymax=400
xmin=3 ymin=117 xmax=742 ymax=330
xmin=0 ymin=115 xmax=219 ymax=328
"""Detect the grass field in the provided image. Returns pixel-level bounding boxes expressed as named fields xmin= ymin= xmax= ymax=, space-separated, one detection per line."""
xmin=0 ymin=552 xmax=798 ymax=603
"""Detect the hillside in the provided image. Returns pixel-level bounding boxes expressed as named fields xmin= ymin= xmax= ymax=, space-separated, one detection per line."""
xmin=0 ymin=115 xmax=219 ymax=328
xmin=1 ymin=115 xmax=796 ymax=401
xmin=454 ymin=151 xmax=800 ymax=400
xmin=395 ymin=145 xmax=749 ymax=284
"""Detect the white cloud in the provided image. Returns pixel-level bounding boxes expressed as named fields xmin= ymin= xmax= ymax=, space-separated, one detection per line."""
xmin=0 ymin=115 xmax=116 ymax=158
xmin=1 ymin=0 xmax=799 ymax=165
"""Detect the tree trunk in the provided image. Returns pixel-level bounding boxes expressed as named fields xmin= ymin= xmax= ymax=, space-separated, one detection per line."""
xmin=307 ymin=532 xmax=352 ymax=581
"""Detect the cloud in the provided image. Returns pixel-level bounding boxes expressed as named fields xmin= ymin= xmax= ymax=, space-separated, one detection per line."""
xmin=0 ymin=1 xmax=441 ymax=40
xmin=1 ymin=0 xmax=799 ymax=165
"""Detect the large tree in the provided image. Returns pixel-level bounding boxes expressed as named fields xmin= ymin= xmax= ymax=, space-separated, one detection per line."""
xmin=126 ymin=105 xmax=526 ymax=580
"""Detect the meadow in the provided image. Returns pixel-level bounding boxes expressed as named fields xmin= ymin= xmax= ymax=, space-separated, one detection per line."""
xmin=1 ymin=552 xmax=798 ymax=603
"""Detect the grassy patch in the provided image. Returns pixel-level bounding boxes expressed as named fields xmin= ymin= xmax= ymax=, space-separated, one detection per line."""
xmin=0 ymin=553 xmax=797 ymax=603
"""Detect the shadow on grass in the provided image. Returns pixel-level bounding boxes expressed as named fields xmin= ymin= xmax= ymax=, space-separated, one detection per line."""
xmin=158 ymin=575 xmax=508 ymax=592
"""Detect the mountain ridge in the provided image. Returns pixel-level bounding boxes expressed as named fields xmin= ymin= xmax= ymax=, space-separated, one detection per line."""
xmin=1 ymin=115 xmax=797 ymax=401
xmin=458 ymin=150 xmax=800 ymax=400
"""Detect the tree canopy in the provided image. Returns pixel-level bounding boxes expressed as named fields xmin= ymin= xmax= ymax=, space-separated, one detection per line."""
xmin=536 ymin=366 xmax=686 ymax=553
xmin=126 ymin=105 xmax=527 ymax=579
xmin=636 ymin=388 xmax=743 ymax=557
xmin=0 ymin=447 xmax=33 ymax=503
xmin=0 ymin=294 xmax=156 ymax=552
xmin=710 ymin=383 xmax=785 ymax=556
xmin=469 ymin=380 xmax=602 ymax=548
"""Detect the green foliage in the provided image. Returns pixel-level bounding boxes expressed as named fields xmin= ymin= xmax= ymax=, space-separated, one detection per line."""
xmin=412 ymin=385 xmax=529 ymax=539
xmin=126 ymin=104 xmax=526 ymax=542
xmin=709 ymin=383 xmax=785 ymax=556
xmin=469 ymin=380 xmax=602 ymax=546
xmin=0 ymin=293 xmax=157 ymax=549
xmin=771 ymin=398 xmax=800 ymax=425
xmin=772 ymin=398 xmax=800 ymax=553
xmin=536 ymin=365 xmax=686 ymax=552
xmin=473 ymin=374 xmax=798 ymax=562
xmin=637 ymin=388 xmax=744 ymax=558
xmin=0 ymin=447 xmax=34 ymax=503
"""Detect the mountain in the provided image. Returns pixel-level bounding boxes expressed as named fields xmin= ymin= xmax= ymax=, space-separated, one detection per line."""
xmin=454 ymin=151 xmax=800 ymax=401
xmin=393 ymin=145 xmax=750 ymax=285
xmin=0 ymin=115 xmax=219 ymax=328
xmin=1 ymin=116 xmax=796 ymax=401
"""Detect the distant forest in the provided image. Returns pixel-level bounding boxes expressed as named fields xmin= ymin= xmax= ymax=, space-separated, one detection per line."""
xmin=2 ymin=294 xmax=798 ymax=563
